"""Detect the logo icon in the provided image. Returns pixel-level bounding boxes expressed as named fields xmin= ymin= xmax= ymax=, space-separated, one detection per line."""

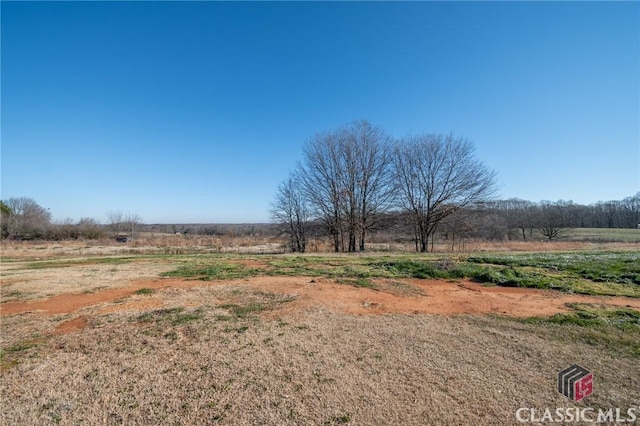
xmin=558 ymin=364 xmax=593 ymax=402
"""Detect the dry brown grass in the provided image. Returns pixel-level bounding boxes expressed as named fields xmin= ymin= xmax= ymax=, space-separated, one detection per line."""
xmin=0 ymin=235 xmax=286 ymax=260
xmin=1 ymin=302 xmax=638 ymax=425
xmin=0 ymin=259 xmax=174 ymax=301
xmin=1 ymin=243 xmax=639 ymax=425
xmin=3 ymin=235 xmax=638 ymax=261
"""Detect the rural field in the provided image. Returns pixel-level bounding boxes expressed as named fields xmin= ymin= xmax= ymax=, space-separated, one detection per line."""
xmin=1 ymin=239 xmax=639 ymax=425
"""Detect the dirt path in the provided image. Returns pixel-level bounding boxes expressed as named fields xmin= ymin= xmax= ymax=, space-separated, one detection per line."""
xmin=0 ymin=279 xmax=176 ymax=316
xmin=2 ymin=276 xmax=639 ymax=320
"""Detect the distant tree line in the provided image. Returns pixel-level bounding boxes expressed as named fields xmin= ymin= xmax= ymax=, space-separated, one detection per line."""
xmin=0 ymin=197 xmax=142 ymax=241
xmin=0 ymin=198 xmax=279 ymax=241
xmin=271 ymin=120 xmax=639 ymax=253
xmin=479 ymin=195 xmax=640 ymax=241
xmin=141 ymin=223 xmax=280 ymax=237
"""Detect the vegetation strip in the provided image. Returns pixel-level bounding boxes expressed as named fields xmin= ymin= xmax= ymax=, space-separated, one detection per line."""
xmin=517 ymin=303 xmax=640 ymax=358
xmin=160 ymin=252 xmax=640 ymax=297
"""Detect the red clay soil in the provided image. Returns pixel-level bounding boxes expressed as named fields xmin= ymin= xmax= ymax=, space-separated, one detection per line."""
xmin=54 ymin=315 xmax=89 ymax=335
xmin=2 ymin=276 xmax=639 ymax=320
xmin=0 ymin=280 xmax=175 ymax=316
xmin=232 ymin=276 xmax=640 ymax=317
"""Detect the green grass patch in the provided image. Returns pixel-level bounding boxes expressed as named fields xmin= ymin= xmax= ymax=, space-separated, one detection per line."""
xmin=24 ymin=256 xmax=138 ymax=269
xmin=467 ymin=266 xmax=569 ymax=290
xmin=161 ymin=260 xmax=260 ymax=280
xmin=526 ymin=303 xmax=640 ymax=328
xmin=567 ymin=228 xmax=640 ymax=243
xmin=161 ymin=252 xmax=640 ymax=297
xmin=518 ymin=303 xmax=640 ymax=357
xmin=465 ymin=251 xmax=640 ymax=296
xmin=467 ymin=251 xmax=640 ymax=285
xmin=134 ymin=288 xmax=155 ymax=295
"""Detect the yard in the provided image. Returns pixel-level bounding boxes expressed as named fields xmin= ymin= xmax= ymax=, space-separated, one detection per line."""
xmin=1 ymin=242 xmax=638 ymax=425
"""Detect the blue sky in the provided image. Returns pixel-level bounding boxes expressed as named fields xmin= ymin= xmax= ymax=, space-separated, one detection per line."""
xmin=2 ymin=1 xmax=638 ymax=224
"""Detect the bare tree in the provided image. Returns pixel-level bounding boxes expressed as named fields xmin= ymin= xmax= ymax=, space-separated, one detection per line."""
xmin=536 ymin=201 xmax=572 ymax=240
xmin=77 ymin=217 xmax=105 ymax=240
xmin=50 ymin=217 xmax=79 ymax=240
xmin=106 ymin=210 xmax=141 ymax=240
xmin=498 ymin=198 xmax=537 ymax=240
xmin=301 ymin=129 xmax=343 ymax=251
xmin=271 ymin=170 xmax=310 ymax=253
xmin=623 ymin=193 xmax=640 ymax=228
xmin=392 ymin=134 xmax=497 ymax=252
xmin=301 ymin=120 xmax=392 ymax=252
xmin=123 ymin=212 xmax=142 ymax=238
xmin=347 ymin=121 xmax=394 ymax=251
xmin=106 ymin=210 xmax=124 ymax=238
xmin=439 ymin=208 xmax=476 ymax=251
xmin=4 ymin=197 xmax=51 ymax=239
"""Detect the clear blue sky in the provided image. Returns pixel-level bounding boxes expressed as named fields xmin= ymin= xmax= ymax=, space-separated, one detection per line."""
xmin=2 ymin=1 xmax=638 ymax=224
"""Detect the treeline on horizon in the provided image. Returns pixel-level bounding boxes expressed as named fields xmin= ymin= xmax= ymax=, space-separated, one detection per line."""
xmin=2 ymin=122 xmax=639 ymax=248
xmin=0 ymin=194 xmax=638 ymax=245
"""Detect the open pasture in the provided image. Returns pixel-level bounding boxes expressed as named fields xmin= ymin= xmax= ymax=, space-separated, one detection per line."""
xmin=1 ymin=242 xmax=639 ymax=425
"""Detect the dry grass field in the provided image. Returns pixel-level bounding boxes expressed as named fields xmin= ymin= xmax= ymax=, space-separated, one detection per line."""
xmin=1 ymin=240 xmax=639 ymax=425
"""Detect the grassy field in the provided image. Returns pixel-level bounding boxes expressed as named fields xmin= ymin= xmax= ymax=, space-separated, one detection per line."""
xmin=567 ymin=227 xmax=640 ymax=243
xmin=1 ymin=244 xmax=639 ymax=425
xmin=160 ymin=250 xmax=640 ymax=297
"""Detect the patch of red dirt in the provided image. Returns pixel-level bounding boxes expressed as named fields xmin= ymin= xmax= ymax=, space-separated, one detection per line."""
xmin=0 ymin=280 xmax=188 ymax=316
xmin=232 ymin=276 xmax=640 ymax=317
xmin=1 ymin=276 xmax=639 ymax=318
xmin=54 ymin=315 xmax=89 ymax=335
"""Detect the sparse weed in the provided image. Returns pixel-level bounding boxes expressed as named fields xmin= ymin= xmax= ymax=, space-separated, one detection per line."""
xmin=1 ymin=290 xmax=25 ymax=301
xmin=516 ymin=303 xmax=640 ymax=357
xmin=136 ymin=307 xmax=204 ymax=326
xmin=220 ymin=302 xmax=265 ymax=318
xmin=326 ymin=414 xmax=351 ymax=424
xmin=1 ymin=336 xmax=47 ymax=370
xmin=24 ymin=256 xmax=136 ymax=269
xmin=335 ymin=277 xmax=376 ymax=289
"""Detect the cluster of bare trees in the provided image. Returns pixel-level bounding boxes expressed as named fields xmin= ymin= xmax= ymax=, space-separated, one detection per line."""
xmin=485 ymin=194 xmax=640 ymax=240
xmin=299 ymin=121 xmax=395 ymax=253
xmin=271 ymin=121 xmax=497 ymax=252
xmin=0 ymin=197 xmax=142 ymax=241
xmin=1 ymin=197 xmax=52 ymax=240
xmin=106 ymin=210 xmax=143 ymax=240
